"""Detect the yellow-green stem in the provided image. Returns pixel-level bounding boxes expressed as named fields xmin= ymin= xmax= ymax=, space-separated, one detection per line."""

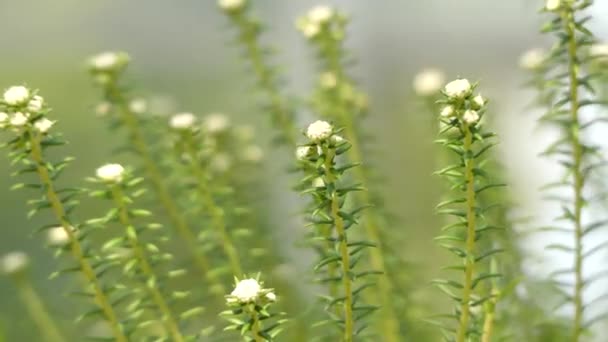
xmin=111 ymin=186 xmax=185 ymax=342
xmin=12 ymin=273 xmax=65 ymax=342
xmin=563 ymin=8 xmax=584 ymax=341
xmin=183 ymin=132 xmax=243 ymax=277
xmin=456 ymin=124 xmax=477 ymax=342
xmin=249 ymin=305 xmax=264 ymax=342
xmin=481 ymin=296 xmax=497 ymax=342
xmin=107 ymin=85 xmax=218 ymax=289
xmin=27 ymin=130 xmax=128 ymax=342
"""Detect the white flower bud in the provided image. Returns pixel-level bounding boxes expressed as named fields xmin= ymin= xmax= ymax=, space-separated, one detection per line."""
xmin=296 ymin=19 xmax=321 ymax=39
xmin=265 ymin=292 xmax=276 ymax=302
xmin=519 ymin=48 xmax=546 ymax=70
xmin=308 ymin=5 xmax=333 ymax=24
xmin=229 ymin=278 xmax=262 ymax=303
xmin=473 ymin=95 xmax=486 ymax=108
xmin=320 ymin=72 xmax=338 ymax=89
xmin=96 ymin=163 xmax=125 ymax=183
xmin=89 ymin=52 xmax=129 ymax=72
xmin=413 ymin=69 xmax=445 ymax=96
xmin=3 ymin=86 xmax=30 ymax=106
xmin=296 ymin=146 xmax=311 ymax=160
xmin=331 ymin=135 xmax=344 ymax=144
xmin=463 ymin=110 xmax=480 ymax=124
xmin=440 ymin=106 xmax=454 ymax=118
xmin=10 ymin=112 xmax=29 ymax=127
xmin=312 ymin=177 xmax=325 ymax=188
xmin=95 ymin=102 xmax=112 ymax=117
xmin=218 ymin=0 xmax=245 ymax=11
xmin=129 ymin=98 xmax=147 ymax=114
xmin=169 ymin=112 xmax=197 ymax=130
xmin=545 ymin=0 xmax=560 ymax=11
xmin=306 ymin=120 xmax=333 ymax=141
xmin=0 ymin=112 xmax=8 ymax=128
xmin=47 ymin=227 xmax=70 ymax=246
xmin=444 ymin=79 xmax=472 ymax=99
xmin=242 ymin=145 xmax=263 ymax=162
xmin=27 ymin=95 xmax=44 ymax=113
xmin=1 ymin=252 xmax=28 ymax=274
xmin=203 ymin=113 xmax=230 ymax=134
xmin=34 ymin=118 xmax=54 ymax=133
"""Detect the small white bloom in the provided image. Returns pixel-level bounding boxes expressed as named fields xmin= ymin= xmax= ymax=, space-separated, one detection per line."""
xmin=1 ymin=252 xmax=28 ymax=274
xmin=96 ymin=163 xmax=125 ymax=183
xmin=10 ymin=112 xmax=29 ymax=127
xmin=169 ymin=112 xmax=197 ymax=130
xmin=203 ymin=113 xmax=230 ymax=134
xmin=95 ymin=102 xmax=112 ymax=116
xmin=306 ymin=120 xmax=333 ymax=141
xmin=47 ymin=227 xmax=70 ymax=246
xmin=218 ymin=0 xmax=245 ymax=11
xmin=413 ymin=69 xmax=445 ymax=96
xmin=472 ymin=95 xmax=486 ymax=108
xmin=519 ymin=48 xmax=546 ymax=70
xmin=545 ymin=0 xmax=560 ymax=11
xmin=590 ymin=43 xmax=608 ymax=62
xmin=27 ymin=95 xmax=44 ymax=112
xmin=320 ymin=72 xmax=338 ymax=89
xmin=296 ymin=146 xmax=311 ymax=160
xmin=296 ymin=19 xmax=321 ymax=39
xmin=462 ymin=110 xmax=480 ymax=124
xmin=34 ymin=118 xmax=54 ymax=133
xmin=331 ymin=135 xmax=344 ymax=144
xmin=89 ymin=52 xmax=129 ymax=72
xmin=444 ymin=79 xmax=472 ymax=99
xmin=3 ymin=86 xmax=30 ymax=106
xmin=129 ymin=98 xmax=147 ymax=114
xmin=440 ymin=106 xmax=454 ymax=118
xmin=210 ymin=153 xmax=232 ymax=173
xmin=265 ymin=292 xmax=276 ymax=302
xmin=0 ymin=112 xmax=8 ymax=128
xmin=312 ymin=177 xmax=325 ymax=188
xmin=308 ymin=5 xmax=333 ymax=24
xmin=230 ymin=278 xmax=262 ymax=303
xmin=242 ymin=145 xmax=263 ymax=162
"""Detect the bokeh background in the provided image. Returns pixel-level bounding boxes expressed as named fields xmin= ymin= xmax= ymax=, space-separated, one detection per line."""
xmin=1 ymin=0 xmax=607 ymax=340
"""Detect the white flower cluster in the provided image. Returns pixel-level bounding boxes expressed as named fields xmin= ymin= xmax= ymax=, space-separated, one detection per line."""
xmin=4 ymin=86 xmax=30 ymax=106
xmin=96 ymin=163 xmax=125 ymax=183
xmin=545 ymin=0 xmax=560 ymax=11
xmin=226 ymin=278 xmax=276 ymax=305
xmin=519 ymin=48 xmax=546 ymax=70
xmin=218 ymin=0 xmax=245 ymax=11
xmin=1 ymin=251 xmax=28 ymax=275
xmin=170 ymin=112 xmax=197 ymax=130
xmin=441 ymin=78 xmax=485 ymax=125
xmin=89 ymin=52 xmax=130 ymax=73
xmin=413 ymin=68 xmax=445 ymax=96
xmin=1 ymin=86 xmax=54 ymax=133
xmin=296 ymin=5 xmax=334 ymax=39
xmin=306 ymin=120 xmax=333 ymax=141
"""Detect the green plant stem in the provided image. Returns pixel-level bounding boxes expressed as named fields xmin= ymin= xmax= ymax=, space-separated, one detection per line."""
xmin=182 ymin=132 xmax=243 ymax=277
xmin=481 ymin=296 xmax=497 ymax=342
xmin=231 ymin=12 xmax=298 ymax=147
xmin=563 ymin=9 xmax=584 ymax=341
xmin=106 ymin=85 xmax=216 ymax=285
xmin=324 ymin=149 xmax=354 ymax=342
xmin=110 ymin=186 xmax=185 ymax=342
xmin=12 ymin=273 xmax=65 ymax=342
xmin=456 ymin=124 xmax=477 ymax=342
xmin=249 ymin=305 xmax=264 ymax=342
xmin=27 ymin=130 xmax=128 ymax=342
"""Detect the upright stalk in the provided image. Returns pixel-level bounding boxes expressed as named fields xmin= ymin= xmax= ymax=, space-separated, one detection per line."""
xmin=249 ymin=306 xmax=264 ymax=342
xmin=563 ymin=10 xmax=584 ymax=341
xmin=27 ymin=130 xmax=128 ymax=342
xmin=111 ymin=186 xmax=185 ymax=342
xmin=456 ymin=124 xmax=477 ymax=342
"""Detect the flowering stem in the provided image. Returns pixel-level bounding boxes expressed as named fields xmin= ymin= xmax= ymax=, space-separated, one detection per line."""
xmin=563 ymin=8 xmax=584 ymax=341
xmin=324 ymin=148 xmax=354 ymax=342
xmin=27 ymin=129 xmax=127 ymax=342
xmin=182 ymin=132 xmax=243 ymax=277
xmin=456 ymin=123 xmax=477 ymax=342
xmin=248 ymin=305 xmax=264 ymax=342
xmin=481 ymin=297 xmax=496 ymax=342
xmin=11 ymin=273 xmax=65 ymax=342
xmin=105 ymin=85 xmax=215 ymax=283
xmin=110 ymin=185 xmax=185 ymax=342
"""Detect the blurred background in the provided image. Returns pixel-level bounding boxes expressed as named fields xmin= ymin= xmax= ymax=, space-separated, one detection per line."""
xmin=1 ymin=0 xmax=607 ymax=340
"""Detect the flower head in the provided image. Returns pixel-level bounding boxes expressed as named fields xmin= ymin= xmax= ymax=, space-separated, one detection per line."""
xmin=444 ymin=79 xmax=472 ymax=99
xmin=1 ymin=252 xmax=28 ymax=275
xmin=27 ymin=95 xmax=44 ymax=113
xmin=319 ymin=72 xmax=338 ymax=89
xmin=545 ymin=0 xmax=560 ymax=11
xmin=0 ymin=112 xmax=8 ymax=128
xmin=308 ymin=5 xmax=334 ymax=24
xmin=229 ymin=278 xmax=262 ymax=303
xmin=10 ymin=112 xmax=29 ymax=127
xmin=34 ymin=118 xmax=54 ymax=133
xmin=47 ymin=227 xmax=70 ymax=246
xmin=440 ymin=106 xmax=454 ymax=118
xmin=89 ymin=52 xmax=129 ymax=72
xmin=265 ymin=292 xmax=276 ymax=302
xmin=413 ymin=68 xmax=445 ymax=96
xmin=296 ymin=20 xmax=321 ymax=39
xmin=306 ymin=120 xmax=333 ymax=141
xmin=95 ymin=102 xmax=112 ymax=117
xmin=203 ymin=113 xmax=230 ymax=134
xmin=3 ymin=86 xmax=30 ymax=106
xmin=170 ymin=112 xmax=196 ymax=130
xmin=463 ymin=110 xmax=480 ymax=124
xmin=312 ymin=177 xmax=325 ymax=188
xmin=472 ymin=94 xmax=486 ymax=109
xmin=519 ymin=48 xmax=546 ymax=70
xmin=129 ymin=98 xmax=147 ymax=114
xmin=296 ymin=146 xmax=312 ymax=160
xmin=96 ymin=163 xmax=125 ymax=183
xmin=218 ymin=0 xmax=245 ymax=11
